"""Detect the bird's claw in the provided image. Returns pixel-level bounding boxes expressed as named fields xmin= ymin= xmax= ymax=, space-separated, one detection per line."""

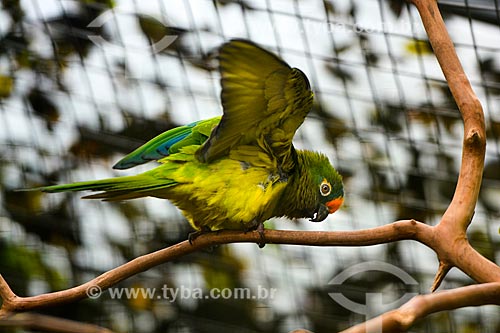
xmin=245 ymin=221 xmax=266 ymax=248
xmin=188 ymin=226 xmax=212 ymax=245
xmin=256 ymin=222 xmax=266 ymax=248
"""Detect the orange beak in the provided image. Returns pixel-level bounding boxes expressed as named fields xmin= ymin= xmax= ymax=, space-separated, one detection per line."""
xmin=326 ymin=197 xmax=344 ymax=214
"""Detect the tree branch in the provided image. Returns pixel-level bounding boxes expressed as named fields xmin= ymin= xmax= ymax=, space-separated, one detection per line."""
xmin=0 ymin=220 xmax=428 ymax=313
xmin=339 ymin=282 xmax=500 ymax=333
xmin=0 ymin=216 xmax=498 ymax=323
xmin=0 ymin=312 xmax=114 ymax=333
xmin=325 ymin=0 xmax=497 ymax=330
xmin=431 ymin=261 xmax=452 ymax=292
xmin=410 ymin=0 xmax=488 ymax=286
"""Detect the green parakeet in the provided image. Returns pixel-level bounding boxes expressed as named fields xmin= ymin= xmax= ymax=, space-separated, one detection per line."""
xmin=34 ymin=39 xmax=344 ymax=235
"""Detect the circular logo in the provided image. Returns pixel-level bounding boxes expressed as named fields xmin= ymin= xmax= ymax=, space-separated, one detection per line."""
xmin=328 ymin=261 xmax=418 ymax=315
xmin=86 ymin=285 xmax=103 ymax=299
xmin=87 ymin=6 xmax=178 ymax=54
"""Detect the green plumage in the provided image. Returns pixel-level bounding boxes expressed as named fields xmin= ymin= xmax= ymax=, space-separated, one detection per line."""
xmin=35 ymin=39 xmax=344 ymax=232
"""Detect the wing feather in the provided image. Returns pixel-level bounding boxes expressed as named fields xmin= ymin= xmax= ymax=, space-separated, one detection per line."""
xmin=113 ymin=117 xmax=220 ymax=169
xmin=197 ymin=39 xmax=313 ymax=173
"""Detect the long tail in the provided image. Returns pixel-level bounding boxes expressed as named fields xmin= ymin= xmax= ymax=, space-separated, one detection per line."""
xmin=35 ymin=174 xmax=177 ymax=201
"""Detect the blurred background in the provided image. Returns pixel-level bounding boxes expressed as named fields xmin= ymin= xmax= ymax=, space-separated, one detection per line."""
xmin=1 ymin=0 xmax=500 ymax=332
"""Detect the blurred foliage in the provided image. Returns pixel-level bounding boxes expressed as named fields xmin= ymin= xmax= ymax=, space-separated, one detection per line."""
xmin=215 ymin=0 xmax=255 ymax=10
xmin=480 ymin=159 xmax=500 ymax=214
xmin=312 ymin=102 xmax=349 ymax=146
xmin=0 ymin=0 xmax=499 ymax=332
xmin=0 ymin=74 xmax=13 ymax=98
xmin=0 ymin=239 xmax=66 ymax=293
xmin=137 ymin=13 xmax=217 ymax=71
xmin=404 ymin=39 xmax=433 ymax=56
xmin=28 ymin=88 xmax=61 ymax=131
xmin=69 ymin=113 xmax=176 ymax=160
xmin=4 ymin=189 xmax=82 ymax=248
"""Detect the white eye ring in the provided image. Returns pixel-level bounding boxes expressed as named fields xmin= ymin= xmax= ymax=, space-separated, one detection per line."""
xmin=320 ymin=180 xmax=331 ymax=196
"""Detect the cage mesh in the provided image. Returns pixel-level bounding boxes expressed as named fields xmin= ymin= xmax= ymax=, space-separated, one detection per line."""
xmin=1 ymin=0 xmax=499 ymax=332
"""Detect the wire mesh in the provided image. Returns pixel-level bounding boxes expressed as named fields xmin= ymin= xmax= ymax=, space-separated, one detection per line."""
xmin=1 ymin=0 xmax=500 ymax=332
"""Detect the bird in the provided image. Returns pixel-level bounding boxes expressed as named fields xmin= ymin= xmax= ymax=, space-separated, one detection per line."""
xmin=33 ymin=39 xmax=344 ymax=242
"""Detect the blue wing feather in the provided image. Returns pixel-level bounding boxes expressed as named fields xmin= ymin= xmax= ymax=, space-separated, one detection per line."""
xmin=113 ymin=117 xmax=220 ymax=170
xmin=141 ymin=125 xmax=194 ymax=160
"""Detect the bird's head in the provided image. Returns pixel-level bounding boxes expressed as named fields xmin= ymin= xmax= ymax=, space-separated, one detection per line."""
xmin=303 ymin=152 xmax=344 ymax=222
xmin=276 ymin=151 xmax=343 ymax=222
xmin=309 ymin=175 xmax=344 ymax=222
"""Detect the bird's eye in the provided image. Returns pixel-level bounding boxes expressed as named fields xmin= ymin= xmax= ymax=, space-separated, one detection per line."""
xmin=320 ymin=180 xmax=331 ymax=196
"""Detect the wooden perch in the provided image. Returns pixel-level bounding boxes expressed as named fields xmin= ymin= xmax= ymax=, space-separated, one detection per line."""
xmin=1 ymin=221 xmax=428 ymax=314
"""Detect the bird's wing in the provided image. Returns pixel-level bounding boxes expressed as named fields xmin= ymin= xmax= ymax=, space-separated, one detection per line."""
xmin=113 ymin=117 xmax=220 ymax=170
xmin=196 ymin=39 xmax=314 ymax=173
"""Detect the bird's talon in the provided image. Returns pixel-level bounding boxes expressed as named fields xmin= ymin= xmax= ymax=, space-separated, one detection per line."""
xmin=188 ymin=226 xmax=212 ymax=245
xmin=256 ymin=223 xmax=266 ymax=248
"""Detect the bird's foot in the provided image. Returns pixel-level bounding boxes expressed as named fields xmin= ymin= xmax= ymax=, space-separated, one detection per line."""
xmin=256 ymin=222 xmax=266 ymax=248
xmin=243 ymin=221 xmax=266 ymax=248
xmin=188 ymin=226 xmax=212 ymax=245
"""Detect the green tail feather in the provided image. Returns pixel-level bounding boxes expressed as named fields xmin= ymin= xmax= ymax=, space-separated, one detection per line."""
xmin=37 ymin=175 xmax=177 ymax=201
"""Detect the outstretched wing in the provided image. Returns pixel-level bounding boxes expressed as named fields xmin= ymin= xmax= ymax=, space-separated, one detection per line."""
xmin=113 ymin=117 xmax=220 ymax=169
xmin=196 ymin=39 xmax=314 ymax=173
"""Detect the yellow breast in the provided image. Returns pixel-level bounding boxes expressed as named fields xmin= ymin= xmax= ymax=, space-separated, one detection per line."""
xmin=168 ymin=159 xmax=287 ymax=231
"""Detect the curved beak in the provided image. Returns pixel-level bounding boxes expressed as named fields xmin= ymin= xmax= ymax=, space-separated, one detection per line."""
xmin=309 ymin=197 xmax=344 ymax=223
xmin=310 ymin=203 xmax=330 ymax=222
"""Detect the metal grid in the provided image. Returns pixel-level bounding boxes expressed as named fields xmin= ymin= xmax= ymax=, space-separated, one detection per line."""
xmin=1 ymin=0 xmax=500 ymax=332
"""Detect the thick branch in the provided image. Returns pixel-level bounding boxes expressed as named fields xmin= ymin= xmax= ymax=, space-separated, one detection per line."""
xmin=0 ymin=220 xmax=429 ymax=313
xmin=329 ymin=0 xmax=495 ymax=331
xmin=1 ymin=219 xmax=498 ymax=317
xmin=411 ymin=0 xmax=485 ymax=232
xmin=433 ymin=237 xmax=500 ymax=285
xmin=339 ymin=282 xmax=500 ymax=333
xmin=410 ymin=0 xmax=488 ymax=285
